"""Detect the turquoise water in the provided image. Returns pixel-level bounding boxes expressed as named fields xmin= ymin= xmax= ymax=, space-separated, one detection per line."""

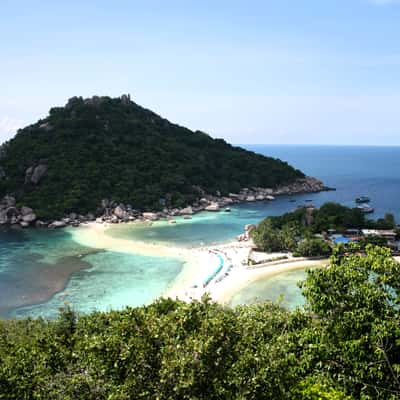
xmin=106 ymin=207 xmax=267 ymax=247
xmin=0 ymin=227 xmax=182 ymax=318
xmin=1 ymin=145 xmax=400 ymax=317
xmin=11 ymin=251 xmax=182 ymax=319
xmin=229 ymin=269 xmax=308 ymax=309
xmin=0 ymin=227 xmax=93 ymax=317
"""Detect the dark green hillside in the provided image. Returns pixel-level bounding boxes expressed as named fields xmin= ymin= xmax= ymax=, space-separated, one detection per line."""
xmin=0 ymin=95 xmax=303 ymax=219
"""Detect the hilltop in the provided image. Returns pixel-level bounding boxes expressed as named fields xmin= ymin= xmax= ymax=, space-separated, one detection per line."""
xmin=0 ymin=95 xmax=310 ymax=221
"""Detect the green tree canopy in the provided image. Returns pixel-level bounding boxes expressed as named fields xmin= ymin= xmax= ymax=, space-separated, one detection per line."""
xmin=0 ymin=96 xmax=304 ymax=219
xmin=0 ymin=246 xmax=399 ymax=399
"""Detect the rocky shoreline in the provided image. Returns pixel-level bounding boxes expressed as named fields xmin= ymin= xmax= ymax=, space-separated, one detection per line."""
xmin=0 ymin=177 xmax=332 ymax=229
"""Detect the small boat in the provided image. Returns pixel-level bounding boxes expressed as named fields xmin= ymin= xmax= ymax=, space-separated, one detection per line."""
xmin=357 ymin=205 xmax=374 ymax=214
xmin=355 ymin=196 xmax=370 ymax=203
xmin=289 ymin=199 xmax=296 ymax=203
xmin=305 ymin=199 xmax=313 ymax=202
xmin=225 ymin=208 xmax=231 ymax=212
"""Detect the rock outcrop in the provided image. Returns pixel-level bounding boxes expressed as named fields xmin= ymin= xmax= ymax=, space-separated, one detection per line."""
xmin=48 ymin=220 xmax=67 ymax=229
xmin=31 ymin=164 xmax=48 ymax=184
xmin=0 ymin=176 xmax=330 ymax=228
xmin=180 ymin=206 xmax=193 ymax=215
xmin=142 ymin=212 xmax=159 ymax=221
xmin=113 ymin=205 xmax=127 ymax=219
xmin=0 ymin=197 xmax=38 ymax=227
xmin=205 ymin=203 xmax=220 ymax=212
xmin=25 ymin=164 xmax=48 ymax=185
xmin=237 ymin=224 xmax=256 ymax=242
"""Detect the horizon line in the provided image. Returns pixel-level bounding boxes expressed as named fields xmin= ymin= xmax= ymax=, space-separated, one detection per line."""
xmin=234 ymin=143 xmax=400 ymax=147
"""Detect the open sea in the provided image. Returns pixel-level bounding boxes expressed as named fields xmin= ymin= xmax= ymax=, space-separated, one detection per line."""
xmin=1 ymin=145 xmax=399 ymax=318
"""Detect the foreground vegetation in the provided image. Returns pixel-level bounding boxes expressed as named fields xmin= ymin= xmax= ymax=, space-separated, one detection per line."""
xmin=0 ymin=95 xmax=303 ymax=219
xmin=252 ymin=202 xmax=398 ymax=256
xmin=0 ymin=246 xmax=399 ymax=399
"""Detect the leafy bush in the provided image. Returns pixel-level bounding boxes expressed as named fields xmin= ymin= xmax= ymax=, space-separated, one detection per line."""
xmin=296 ymin=237 xmax=332 ymax=257
xmin=0 ymin=246 xmax=399 ymax=399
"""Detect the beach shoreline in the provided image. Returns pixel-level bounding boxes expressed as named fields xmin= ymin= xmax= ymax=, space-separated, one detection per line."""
xmin=70 ymin=221 xmax=329 ymax=306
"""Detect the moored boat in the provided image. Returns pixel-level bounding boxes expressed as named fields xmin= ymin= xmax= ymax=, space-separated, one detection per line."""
xmin=357 ymin=205 xmax=374 ymax=214
xmin=355 ymin=196 xmax=370 ymax=203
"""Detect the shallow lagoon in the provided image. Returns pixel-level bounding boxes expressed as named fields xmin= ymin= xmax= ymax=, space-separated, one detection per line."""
xmin=229 ymin=269 xmax=309 ymax=309
xmin=1 ymin=200 xmax=314 ymax=318
xmin=0 ymin=227 xmax=183 ymax=318
xmin=11 ymin=250 xmax=182 ymax=319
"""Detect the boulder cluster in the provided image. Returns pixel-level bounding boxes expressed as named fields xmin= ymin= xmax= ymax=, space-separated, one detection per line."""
xmin=0 ymin=196 xmax=37 ymax=228
xmin=0 ymin=177 xmax=328 ymax=228
xmin=237 ymin=224 xmax=257 ymax=242
xmin=96 ymin=177 xmax=327 ymax=224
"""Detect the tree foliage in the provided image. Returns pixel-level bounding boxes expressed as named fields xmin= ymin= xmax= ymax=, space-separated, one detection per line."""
xmin=295 ymin=237 xmax=332 ymax=257
xmin=0 ymin=96 xmax=303 ymax=219
xmin=0 ymin=246 xmax=399 ymax=399
xmin=252 ymin=203 xmax=397 ymax=257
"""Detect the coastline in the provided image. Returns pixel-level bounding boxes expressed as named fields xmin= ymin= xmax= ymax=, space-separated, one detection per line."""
xmin=70 ymin=221 xmax=329 ymax=306
xmin=0 ymin=176 xmax=330 ymax=229
xmin=69 ymin=222 xmax=190 ymax=259
xmin=7 ymin=216 xmax=399 ymax=317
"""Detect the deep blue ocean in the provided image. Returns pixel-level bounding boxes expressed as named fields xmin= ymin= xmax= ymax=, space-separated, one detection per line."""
xmin=247 ymin=145 xmax=400 ymax=220
xmin=1 ymin=145 xmax=399 ymax=317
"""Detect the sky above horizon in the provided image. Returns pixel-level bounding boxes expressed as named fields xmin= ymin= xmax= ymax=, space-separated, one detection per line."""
xmin=1 ymin=0 xmax=400 ymax=145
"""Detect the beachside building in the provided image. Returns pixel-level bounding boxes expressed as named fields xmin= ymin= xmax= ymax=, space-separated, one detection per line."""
xmin=361 ymin=229 xmax=397 ymax=241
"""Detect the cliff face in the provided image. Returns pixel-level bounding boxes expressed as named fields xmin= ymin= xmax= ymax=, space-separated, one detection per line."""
xmin=0 ymin=95 xmax=305 ymax=221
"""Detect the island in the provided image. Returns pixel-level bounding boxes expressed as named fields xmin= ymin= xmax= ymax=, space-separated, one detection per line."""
xmin=0 ymin=94 xmax=328 ymax=227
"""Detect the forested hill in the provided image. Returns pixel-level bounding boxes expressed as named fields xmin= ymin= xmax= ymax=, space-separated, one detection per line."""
xmin=0 ymin=95 xmax=304 ymax=219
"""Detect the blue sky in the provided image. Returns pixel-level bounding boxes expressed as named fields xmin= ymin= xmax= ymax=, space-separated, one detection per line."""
xmin=1 ymin=0 xmax=399 ymax=145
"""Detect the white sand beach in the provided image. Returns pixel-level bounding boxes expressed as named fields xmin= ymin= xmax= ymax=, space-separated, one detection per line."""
xmin=70 ymin=222 xmax=190 ymax=258
xmin=69 ymin=221 xmax=330 ymax=306
xmin=68 ymin=221 xmax=400 ymax=307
